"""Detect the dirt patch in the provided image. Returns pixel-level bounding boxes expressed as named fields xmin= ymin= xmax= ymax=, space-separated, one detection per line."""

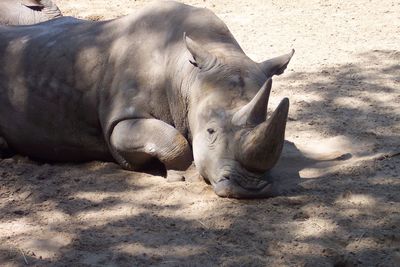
xmin=1 ymin=0 xmax=399 ymax=266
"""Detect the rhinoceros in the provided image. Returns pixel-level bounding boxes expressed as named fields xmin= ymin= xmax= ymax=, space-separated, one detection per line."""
xmin=0 ymin=0 xmax=62 ymax=25
xmin=0 ymin=1 xmax=294 ymax=198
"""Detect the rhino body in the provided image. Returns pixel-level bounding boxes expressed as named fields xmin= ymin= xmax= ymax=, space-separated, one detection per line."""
xmin=0 ymin=0 xmax=62 ymax=25
xmin=0 ymin=1 xmax=293 ymax=198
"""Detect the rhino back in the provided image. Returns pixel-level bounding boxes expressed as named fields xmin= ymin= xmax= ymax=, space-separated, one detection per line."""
xmin=0 ymin=17 xmax=111 ymax=161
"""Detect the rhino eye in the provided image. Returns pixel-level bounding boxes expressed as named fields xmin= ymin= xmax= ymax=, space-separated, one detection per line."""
xmin=207 ymin=128 xmax=215 ymax=134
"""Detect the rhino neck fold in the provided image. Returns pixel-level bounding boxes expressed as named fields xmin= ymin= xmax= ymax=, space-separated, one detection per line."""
xmin=166 ymin=52 xmax=199 ymax=144
xmin=43 ymin=8 xmax=62 ymax=19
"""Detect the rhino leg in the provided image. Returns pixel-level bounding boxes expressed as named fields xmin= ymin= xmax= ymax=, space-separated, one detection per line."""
xmin=110 ymin=119 xmax=193 ymax=175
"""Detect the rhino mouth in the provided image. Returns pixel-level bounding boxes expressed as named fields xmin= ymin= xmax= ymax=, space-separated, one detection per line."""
xmin=213 ymin=178 xmax=273 ymax=198
xmin=210 ymin=167 xmax=273 ymax=198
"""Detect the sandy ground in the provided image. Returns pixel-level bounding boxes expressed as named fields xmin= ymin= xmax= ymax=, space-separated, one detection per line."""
xmin=1 ymin=0 xmax=400 ymax=266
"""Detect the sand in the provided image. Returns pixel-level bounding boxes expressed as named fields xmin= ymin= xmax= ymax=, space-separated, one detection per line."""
xmin=1 ymin=0 xmax=399 ymax=266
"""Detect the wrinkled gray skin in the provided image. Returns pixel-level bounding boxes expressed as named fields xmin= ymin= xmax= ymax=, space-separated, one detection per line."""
xmin=0 ymin=0 xmax=62 ymax=25
xmin=0 ymin=1 xmax=294 ymax=198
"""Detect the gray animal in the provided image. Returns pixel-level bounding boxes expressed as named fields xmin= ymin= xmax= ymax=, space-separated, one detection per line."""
xmin=0 ymin=0 xmax=62 ymax=25
xmin=0 ymin=1 xmax=294 ymax=198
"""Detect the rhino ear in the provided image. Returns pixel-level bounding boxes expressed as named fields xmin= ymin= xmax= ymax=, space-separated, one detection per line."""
xmin=259 ymin=49 xmax=295 ymax=77
xmin=184 ymin=33 xmax=217 ymax=70
xmin=21 ymin=0 xmax=44 ymax=8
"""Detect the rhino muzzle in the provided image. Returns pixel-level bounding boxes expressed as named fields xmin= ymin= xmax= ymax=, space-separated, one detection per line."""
xmin=212 ymin=164 xmax=273 ymax=198
xmin=213 ymin=178 xmax=273 ymax=198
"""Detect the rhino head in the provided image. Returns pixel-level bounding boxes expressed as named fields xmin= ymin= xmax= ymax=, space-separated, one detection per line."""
xmin=184 ymin=35 xmax=294 ymax=198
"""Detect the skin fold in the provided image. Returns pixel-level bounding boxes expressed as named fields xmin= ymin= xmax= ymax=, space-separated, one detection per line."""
xmin=0 ymin=0 xmax=62 ymax=25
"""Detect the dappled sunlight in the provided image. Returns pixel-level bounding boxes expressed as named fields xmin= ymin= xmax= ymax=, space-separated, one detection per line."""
xmin=84 ymin=161 xmax=119 ymax=172
xmin=369 ymin=176 xmax=400 ymax=186
xmin=0 ymin=218 xmax=42 ymax=236
xmin=23 ymin=234 xmax=72 ymax=259
xmin=0 ymin=218 xmax=75 ymax=260
xmin=299 ymin=155 xmax=376 ymax=179
xmin=115 ymin=243 xmax=204 ymax=258
xmin=74 ymin=203 xmax=140 ymax=223
xmin=73 ymin=191 xmax=123 ymax=202
xmin=333 ymin=96 xmax=371 ymax=110
xmin=1 ymin=50 xmax=398 ymax=265
xmin=335 ymin=193 xmax=377 ymax=207
xmin=345 ymin=237 xmax=387 ymax=253
xmin=299 ymin=164 xmax=341 ymax=179
xmin=33 ymin=210 xmax=70 ymax=224
xmin=294 ymin=218 xmax=338 ymax=238
xmin=0 ymin=0 xmax=398 ymax=266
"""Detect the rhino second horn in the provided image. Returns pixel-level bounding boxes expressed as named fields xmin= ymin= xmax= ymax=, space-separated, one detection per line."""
xmin=237 ymin=97 xmax=289 ymax=172
xmin=232 ymin=79 xmax=272 ymax=126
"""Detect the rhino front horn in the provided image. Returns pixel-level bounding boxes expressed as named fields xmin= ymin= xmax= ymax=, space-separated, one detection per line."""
xmin=237 ymin=97 xmax=289 ymax=172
